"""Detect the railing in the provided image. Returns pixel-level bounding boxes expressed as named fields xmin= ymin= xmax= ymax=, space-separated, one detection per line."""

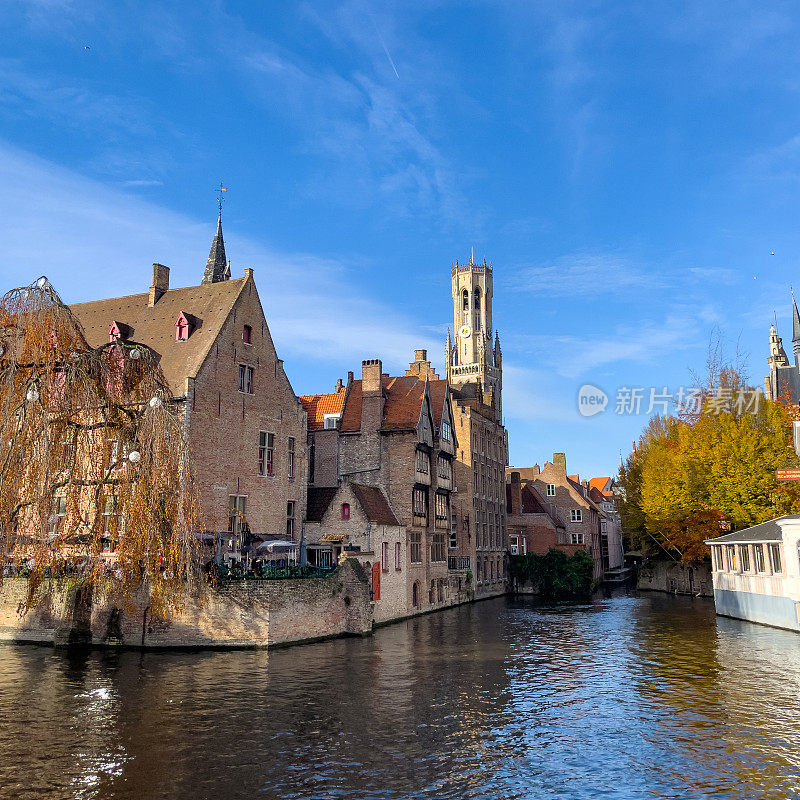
xmin=448 ymin=556 xmax=471 ymax=570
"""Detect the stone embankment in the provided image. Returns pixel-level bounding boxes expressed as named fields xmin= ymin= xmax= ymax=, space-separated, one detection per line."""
xmin=637 ymin=560 xmax=713 ymax=597
xmin=0 ymin=559 xmax=372 ymax=649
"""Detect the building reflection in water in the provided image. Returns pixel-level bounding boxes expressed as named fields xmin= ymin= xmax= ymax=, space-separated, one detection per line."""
xmin=2 ymin=594 xmax=800 ymax=799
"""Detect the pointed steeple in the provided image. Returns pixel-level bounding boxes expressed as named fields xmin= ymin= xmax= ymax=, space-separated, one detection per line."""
xmin=202 ymin=213 xmax=228 ymax=285
xmin=791 ymin=291 xmax=800 ymax=366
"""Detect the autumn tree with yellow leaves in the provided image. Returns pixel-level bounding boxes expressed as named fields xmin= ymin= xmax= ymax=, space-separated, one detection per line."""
xmin=619 ymin=365 xmax=800 ymax=563
xmin=0 ymin=277 xmax=201 ymax=616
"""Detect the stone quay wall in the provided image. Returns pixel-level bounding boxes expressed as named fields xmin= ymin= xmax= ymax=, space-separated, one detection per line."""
xmin=0 ymin=559 xmax=372 ymax=649
xmin=637 ymin=560 xmax=713 ymax=597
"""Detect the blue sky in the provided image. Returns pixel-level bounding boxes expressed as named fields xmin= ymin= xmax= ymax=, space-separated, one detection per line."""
xmin=1 ymin=1 xmax=799 ymax=479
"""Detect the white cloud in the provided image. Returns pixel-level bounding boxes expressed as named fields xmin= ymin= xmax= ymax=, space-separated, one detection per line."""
xmin=507 ymin=307 xmax=719 ymax=380
xmin=513 ymin=251 xmax=658 ymax=296
xmin=0 ymin=141 xmax=438 ymax=378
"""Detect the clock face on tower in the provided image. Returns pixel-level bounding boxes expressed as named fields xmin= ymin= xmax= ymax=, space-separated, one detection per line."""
xmin=459 ymin=325 xmax=471 ymax=338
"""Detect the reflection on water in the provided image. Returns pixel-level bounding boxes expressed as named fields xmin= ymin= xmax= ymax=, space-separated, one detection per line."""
xmin=2 ymin=593 xmax=800 ymax=799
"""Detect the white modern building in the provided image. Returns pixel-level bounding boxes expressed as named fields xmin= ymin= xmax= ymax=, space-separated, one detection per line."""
xmin=706 ymin=515 xmax=800 ymax=632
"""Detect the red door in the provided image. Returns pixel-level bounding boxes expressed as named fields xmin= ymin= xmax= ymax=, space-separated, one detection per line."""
xmin=371 ymin=561 xmax=381 ymax=601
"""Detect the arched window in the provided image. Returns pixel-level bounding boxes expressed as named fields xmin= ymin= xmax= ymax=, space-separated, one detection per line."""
xmin=412 ymin=581 xmax=420 ymax=607
xmin=242 ymin=325 xmax=252 ymax=344
xmin=429 ymin=580 xmax=435 ymax=604
xmin=341 ymin=503 xmax=350 ymax=520
xmin=476 ymin=559 xmax=482 ymax=582
xmin=474 ymin=288 xmax=481 ymax=331
xmin=462 ymin=288 xmax=469 ymax=311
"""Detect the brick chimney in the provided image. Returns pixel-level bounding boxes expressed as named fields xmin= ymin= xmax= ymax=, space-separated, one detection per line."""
xmin=553 ymin=452 xmax=567 ymax=475
xmin=509 ymin=471 xmax=522 ymax=515
xmin=148 ymin=263 xmax=170 ymax=306
xmin=361 ymin=359 xmax=384 ymax=433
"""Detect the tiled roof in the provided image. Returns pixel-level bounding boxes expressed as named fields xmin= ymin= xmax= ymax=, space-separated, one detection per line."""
xmin=351 ymin=484 xmax=400 ymax=526
xmin=588 ymin=476 xmax=611 ymax=492
xmin=70 ymin=278 xmax=247 ymax=397
xmin=428 ymin=379 xmax=447 ymax=426
xmin=705 ymin=515 xmax=799 ymax=544
xmin=340 ymin=375 xmax=428 ymax=432
xmin=299 ymin=390 xmax=346 ymax=431
xmin=305 ymin=487 xmax=338 ymax=522
xmin=507 ymin=483 xmax=566 ymax=528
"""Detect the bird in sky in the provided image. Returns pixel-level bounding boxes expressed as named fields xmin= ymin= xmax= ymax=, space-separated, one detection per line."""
xmin=83 ymin=45 xmax=90 ymax=50
xmin=771 ymin=250 xmax=775 ymax=255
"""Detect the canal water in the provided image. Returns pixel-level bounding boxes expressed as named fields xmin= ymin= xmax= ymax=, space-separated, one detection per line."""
xmin=2 ymin=592 xmax=800 ymax=799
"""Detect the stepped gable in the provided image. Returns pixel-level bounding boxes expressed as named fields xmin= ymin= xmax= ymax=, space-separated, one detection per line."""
xmin=70 ymin=278 xmax=247 ymax=397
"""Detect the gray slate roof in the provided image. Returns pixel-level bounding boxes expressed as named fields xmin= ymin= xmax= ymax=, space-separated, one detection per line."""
xmin=705 ymin=515 xmax=800 ymax=544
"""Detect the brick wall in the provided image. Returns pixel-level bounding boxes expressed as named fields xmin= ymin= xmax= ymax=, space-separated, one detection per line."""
xmin=0 ymin=560 xmax=372 ymax=649
xmin=187 ymin=273 xmax=307 ymax=542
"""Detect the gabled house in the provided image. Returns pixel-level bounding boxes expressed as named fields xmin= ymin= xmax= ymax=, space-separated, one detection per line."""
xmin=69 ymin=215 xmax=307 ymax=564
xmin=507 ymin=453 xmax=605 ymax=582
xmin=304 ymin=482 xmax=405 ymax=623
xmin=302 ymin=354 xmax=468 ymax=618
xmin=506 ymin=472 xmax=570 ymax=556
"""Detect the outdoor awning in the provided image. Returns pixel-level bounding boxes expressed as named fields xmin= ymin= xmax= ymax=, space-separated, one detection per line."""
xmin=254 ymin=540 xmax=297 ymax=553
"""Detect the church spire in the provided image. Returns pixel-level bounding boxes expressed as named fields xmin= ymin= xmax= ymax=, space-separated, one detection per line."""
xmin=792 ymin=291 xmax=800 ymax=366
xmin=202 ymin=213 xmax=228 ymax=285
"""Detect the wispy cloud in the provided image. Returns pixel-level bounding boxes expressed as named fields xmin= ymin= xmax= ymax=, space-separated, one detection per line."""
xmin=118 ymin=179 xmax=164 ymax=188
xmin=514 ymin=251 xmax=658 ymax=296
xmin=508 ymin=306 xmax=719 ymax=379
xmin=0 ymin=142 xmax=438 ymax=385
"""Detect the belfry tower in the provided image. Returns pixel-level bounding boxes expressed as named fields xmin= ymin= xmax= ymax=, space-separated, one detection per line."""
xmin=446 ymin=252 xmax=502 ymax=416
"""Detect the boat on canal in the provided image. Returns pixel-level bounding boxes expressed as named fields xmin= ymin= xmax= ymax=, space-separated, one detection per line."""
xmin=706 ymin=514 xmax=800 ymax=632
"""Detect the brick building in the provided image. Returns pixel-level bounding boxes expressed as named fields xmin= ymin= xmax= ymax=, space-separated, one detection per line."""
xmin=70 ymin=215 xmax=307 ymax=563
xmin=507 ymin=454 xmax=605 ymax=582
xmin=301 ymin=355 xmax=470 ymax=617
xmin=506 ymin=472 xmax=582 ymax=557
xmin=303 ymin=481 xmax=406 ymax=624
xmin=446 ymin=255 xmax=509 ymax=598
xmin=587 ymin=477 xmax=625 ymax=573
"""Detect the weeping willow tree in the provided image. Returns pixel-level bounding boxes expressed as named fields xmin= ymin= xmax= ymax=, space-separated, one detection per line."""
xmin=0 ymin=277 xmax=201 ymax=617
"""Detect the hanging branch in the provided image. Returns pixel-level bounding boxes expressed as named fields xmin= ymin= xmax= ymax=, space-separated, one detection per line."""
xmin=0 ymin=276 xmax=201 ymax=617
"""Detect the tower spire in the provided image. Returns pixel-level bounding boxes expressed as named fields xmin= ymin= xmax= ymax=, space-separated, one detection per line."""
xmin=202 ymin=213 xmax=228 ymax=285
xmin=792 ymin=290 xmax=800 ymax=366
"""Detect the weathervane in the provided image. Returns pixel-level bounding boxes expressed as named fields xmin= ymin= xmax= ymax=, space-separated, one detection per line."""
xmin=216 ymin=182 xmax=228 ymax=214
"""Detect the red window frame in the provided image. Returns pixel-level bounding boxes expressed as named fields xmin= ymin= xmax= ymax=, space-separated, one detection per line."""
xmin=342 ymin=503 xmax=350 ymax=520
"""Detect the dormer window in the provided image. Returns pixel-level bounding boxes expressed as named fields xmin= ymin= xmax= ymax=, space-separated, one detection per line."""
xmin=108 ymin=321 xmax=130 ymax=342
xmin=175 ymin=312 xmax=192 ymax=341
xmin=242 ymin=325 xmax=252 ymax=345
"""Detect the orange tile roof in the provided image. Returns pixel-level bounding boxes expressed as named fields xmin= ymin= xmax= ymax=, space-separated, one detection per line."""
xmin=588 ymin=476 xmax=611 ymax=491
xmin=339 ymin=374 xmax=451 ymax=434
xmin=299 ymin=390 xmax=346 ymax=431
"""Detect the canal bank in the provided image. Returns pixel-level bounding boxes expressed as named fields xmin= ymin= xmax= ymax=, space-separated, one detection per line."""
xmin=3 ymin=592 xmax=800 ymax=800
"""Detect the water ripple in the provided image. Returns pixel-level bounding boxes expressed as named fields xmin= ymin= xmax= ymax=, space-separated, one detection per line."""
xmin=1 ymin=593 xmax=800 ymax=799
